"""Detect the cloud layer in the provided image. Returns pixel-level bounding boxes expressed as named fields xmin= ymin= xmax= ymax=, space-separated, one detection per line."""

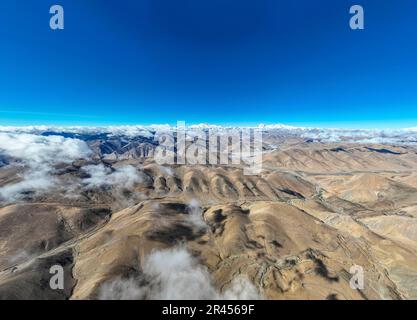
xmin=1 ymin=124 xmax=416 ymax=145
xmin=0 ymin=133 xmax=92 ymax=164
xmin=98 ymin=247 xmax=262 ymax=300
xmin=82 ymin=164 xmax=143 ymax=189
xmin=0 ymin=133 xmax=92 ymax=201
xmin=0 ymin=133 xmax=144 ymax=202
xmin=1 ymin=124 xmax=416 ymax=201
xmin=186 ymin=199 xmax=207 ymax=230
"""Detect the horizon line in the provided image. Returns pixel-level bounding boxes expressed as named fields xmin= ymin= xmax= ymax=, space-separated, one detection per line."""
xmin=0 ymin=122 xmax=417 ymax=131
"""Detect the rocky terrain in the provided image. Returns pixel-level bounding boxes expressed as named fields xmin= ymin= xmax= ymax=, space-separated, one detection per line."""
xmin=1 ymin=125 xmax=417 ymax=300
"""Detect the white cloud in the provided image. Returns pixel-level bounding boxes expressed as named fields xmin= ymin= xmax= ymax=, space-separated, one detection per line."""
xmin=80 ymin=164 xmax=146 ymax=209
xmin=158 ymin=166 xmax=174 ymax=176
xmin=0 ymin=132 xmax=147 ymax=203
xmin=187 ymin=199 xmax=206 ymax=230
xmin=0 ymin=133 xmax=92 ymax=202
xmin=98 ymin=277 xmax=145 ymax=300
xmin=0 ymin=170 xmax=58 ymax=201
xmin=1 ymin=124 xmax=416 ymax=145
xmin=6 ymin=250 xmax=35 ymax=266
xmin=1 ymin=124 xmax=415 ymax=201
xmin=0 ymin=133 xmax=91 ymax=164
xmin=82 ymin=164 xmax=143 ymax=189
xmin=298 ymin=128 xmax=417 ymax=144
xmin=0 ymin=125 xmax=160 ymax=139
xmin=222 ymin=277 xmax=262 ymax=300
xmin=98 ymin=247 xmax=262 ymax=300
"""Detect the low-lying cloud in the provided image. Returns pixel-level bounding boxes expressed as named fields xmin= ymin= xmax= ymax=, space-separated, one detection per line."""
xmin=0 ymin=132 xmax=147 ymax=203
xmin=98 ymin=247 xmax=263 ymax=300
xmin=186 ymin=199 xmax=206 ymax=230
xmin=0 ymin=133 xmax=92 ymax=201
xmin=82 ymin=164 xmax=143 ymax=189
xmin=0 ymin=133 xmax=92 ymax=164
xmin=80 ymin=164 xmax=147 ymax=209
xmin=2 ymin=124 xmax=415 ymax=202
xmin=1 ymin=124 xmax=417 ymax=145
xmin=0 ymin=170 xmax=58 ymax=201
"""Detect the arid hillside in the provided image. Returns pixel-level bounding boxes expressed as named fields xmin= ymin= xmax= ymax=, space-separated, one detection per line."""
xmin=1 ymin=127 xmax=417 ymax=300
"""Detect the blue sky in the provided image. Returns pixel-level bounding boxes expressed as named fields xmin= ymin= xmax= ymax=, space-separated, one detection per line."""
xmin=0 ymin=0 xmax=416 ymax=128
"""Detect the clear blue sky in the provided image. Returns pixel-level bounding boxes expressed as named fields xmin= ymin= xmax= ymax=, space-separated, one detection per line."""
xmin=0 ymin=0 xmax=416 ymax=128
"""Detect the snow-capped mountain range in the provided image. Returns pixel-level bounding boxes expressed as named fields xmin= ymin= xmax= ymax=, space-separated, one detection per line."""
xmin=0 ymin=123 xmax=416 ymax=145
